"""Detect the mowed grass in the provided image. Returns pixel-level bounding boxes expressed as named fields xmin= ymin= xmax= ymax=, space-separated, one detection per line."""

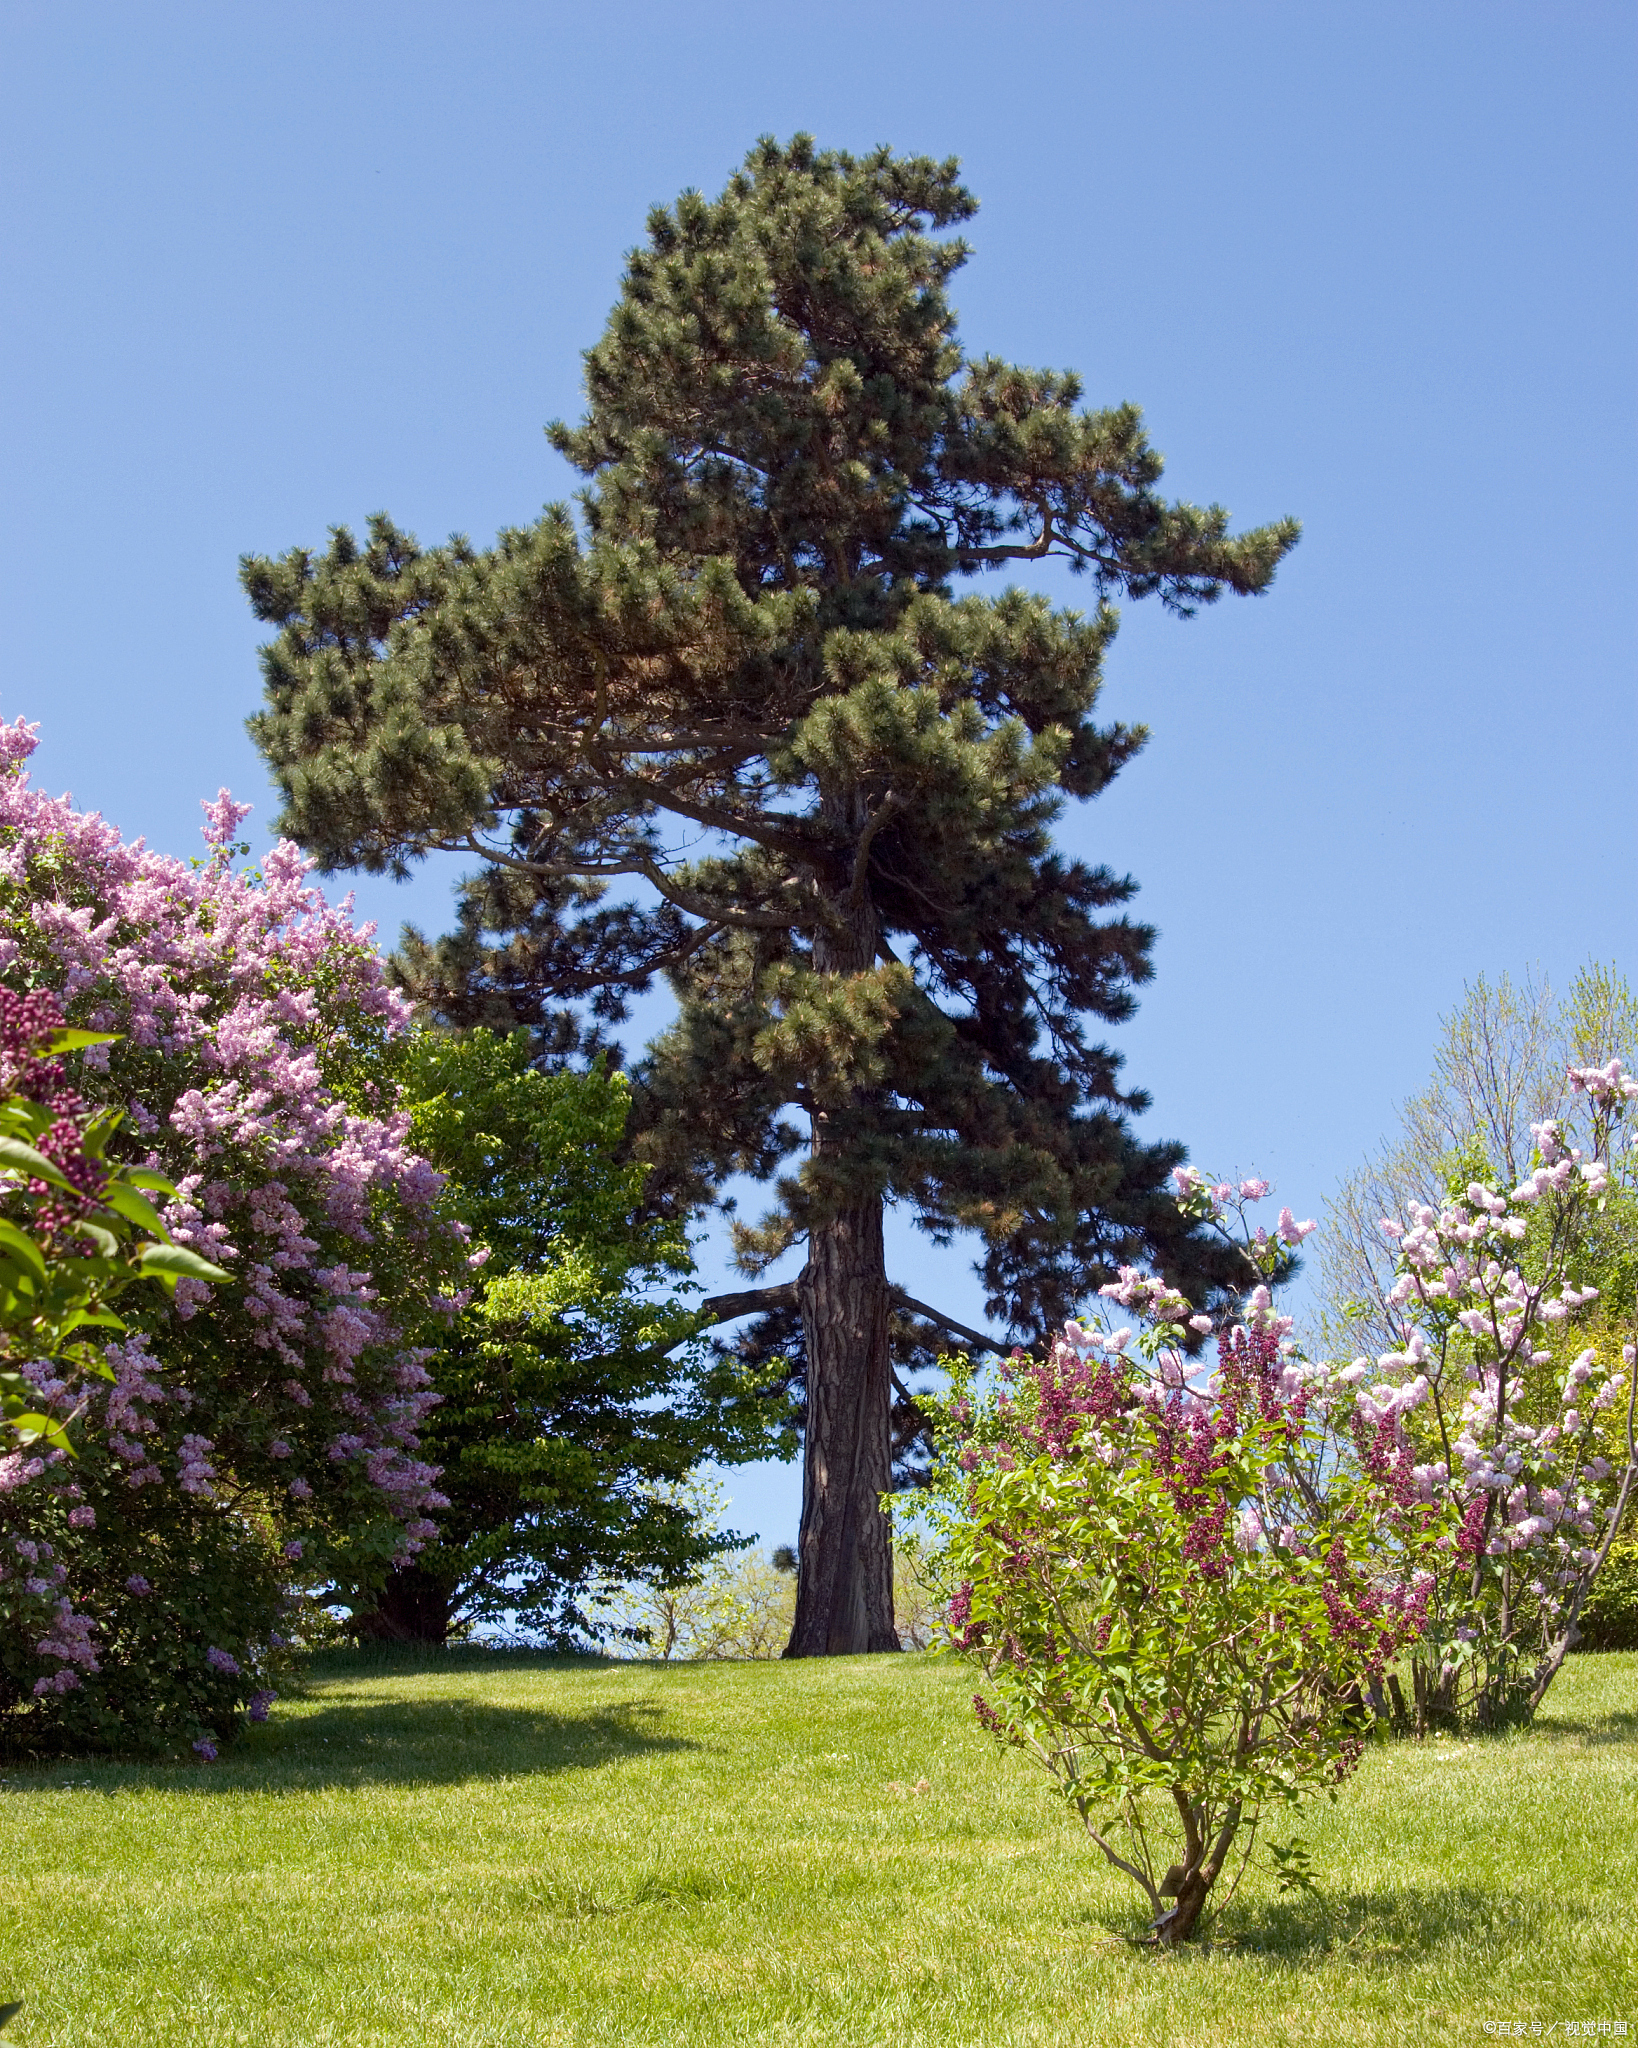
xmin=2 ymin=1649 xmax=1635 ymax=2047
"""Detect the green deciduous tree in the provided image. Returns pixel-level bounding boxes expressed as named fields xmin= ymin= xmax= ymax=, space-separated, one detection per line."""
xmin=243 ymin=136 xmax=1297 ymax=1655
xmin=366 ymin=1028 xmax=791 ymax=1644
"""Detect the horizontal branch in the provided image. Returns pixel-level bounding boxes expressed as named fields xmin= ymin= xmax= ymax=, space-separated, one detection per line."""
xmin=610 ymin=772 xmax=820 ymax=864
xmin=893 ymin=1293 xmax=1010 ymax=1355
xmin=570 ymin=723 xmax=787 ymax=756
xmin=448 ymin=832 xmax=796 ymax=933
xmin=697 ymin=1281 xmax=801 ymax=1325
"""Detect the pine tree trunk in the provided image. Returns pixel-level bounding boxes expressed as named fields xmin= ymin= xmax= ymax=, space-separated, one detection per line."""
xmin=786 ymin=1194 xmax=899 ymax=1655
xmin=354 ymin=1563 xmax=457 ymax=1644
xmin=785 ymin=832 xmax=899 ymax=1659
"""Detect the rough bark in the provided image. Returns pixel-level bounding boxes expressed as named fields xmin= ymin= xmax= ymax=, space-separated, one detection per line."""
xmin=786 ymin=1194 xmax=899 ymax=1655
xmin=354 ymin=1563 xmax=458 ymax=1645
xmin=785 ymin=843 xmax=900 ymax=1658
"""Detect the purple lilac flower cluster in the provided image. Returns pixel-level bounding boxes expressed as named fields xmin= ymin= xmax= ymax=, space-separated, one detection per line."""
xmin=0 ymin=712 xmax=467 ymax=1749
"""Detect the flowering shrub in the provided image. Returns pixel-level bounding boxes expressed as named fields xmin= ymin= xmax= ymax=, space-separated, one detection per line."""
xmin=923 ymin=1186 xmax=1444 ymax=1945
xmin=0 ymin=715 xmax=465 ymax=1755
xmin=0 ymin=987 xmax=236 ymax=1745
xmin=0 ymin=990 xmax=227 ymax=1459
xmin=1356 ymin=1060 xmax=1638 ymax=1728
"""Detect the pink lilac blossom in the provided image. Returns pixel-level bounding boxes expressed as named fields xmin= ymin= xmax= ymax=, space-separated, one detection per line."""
xmin=0 ymin=710 xmax=467 ymax=1741
xmin=0 ymin=715 xmax=455 ymax=1521
xmin=1365 ymin=1095 xmax=1637 ymax=1700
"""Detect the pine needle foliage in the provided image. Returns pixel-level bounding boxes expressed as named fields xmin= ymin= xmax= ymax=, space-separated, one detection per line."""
xmin=242 ymin=137 xmax=1297 ymax=1651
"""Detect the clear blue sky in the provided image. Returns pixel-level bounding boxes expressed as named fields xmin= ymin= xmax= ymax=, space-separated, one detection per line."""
xmin=4 ymin=1 xmax=1633 ymax=1545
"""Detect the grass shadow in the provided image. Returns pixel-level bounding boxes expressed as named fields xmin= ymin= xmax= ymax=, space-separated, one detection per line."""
xmin=1532 ymin=1705 xmax=1638 ymax=1746
xmin=2 ymin=1691 xmax=691 ymax=1796
xmin=1068 ymin=1883 xmax=1529 ymax=1965
xmin=301 ymin=1642 xmax=616 ymax=1682
xmin=1213 ymin=1883 xmax=1538 ymax=1964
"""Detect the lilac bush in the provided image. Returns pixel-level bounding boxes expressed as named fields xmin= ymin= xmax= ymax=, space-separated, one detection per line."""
xmin=0 ymin=988 xmax=227 ymax=1458
xmin=0 ymin=714 xmax=467 ymax=1754
xmin=924 ymin=1189 xmax=1444 ymax=1945
xmin=1354 ymin=1058 xmax=1638 ymax=1728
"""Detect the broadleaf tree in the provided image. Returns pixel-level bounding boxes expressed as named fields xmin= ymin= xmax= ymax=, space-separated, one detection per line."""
xmin=373 ymin=1027 xmax=794 ymax=1645
xmin=243 ymin=137 xmax=1298 ymax=1655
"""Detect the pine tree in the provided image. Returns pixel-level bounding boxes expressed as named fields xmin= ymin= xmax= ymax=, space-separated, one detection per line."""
xmin=244 ymin=137 xmax=1298 ymax=1655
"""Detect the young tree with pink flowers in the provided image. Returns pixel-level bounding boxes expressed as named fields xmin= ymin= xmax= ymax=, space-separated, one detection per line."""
xmin=922 ymin=1185 xmax=1444 ymax=1945
xmin=0 ymin=715 xmax=468 ymax=1755
xmin=1358 ymin=1059 xmax=1638 ymax=1729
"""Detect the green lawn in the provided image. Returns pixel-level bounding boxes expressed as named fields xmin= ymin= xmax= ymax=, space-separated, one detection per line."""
xmin=3 ymin=1648 xmax=1634 ymax=2046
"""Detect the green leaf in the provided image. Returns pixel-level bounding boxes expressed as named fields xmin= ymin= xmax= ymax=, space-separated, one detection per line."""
xmin=5 ymin=1411 xmax=76 ymax=1456
xmin=99 ymin=1182 xmax=169 ymax=1236
xmin=54 ymin=1343 xmax=117 ymax=1381
xmin=43 ymin=1029 xmax=118 ymax=1054
xmin=0 ymin=1101 xmax=50 ymax=1142
xmin=58 ymin=1308 xmax=126 ymax=1338
xmin=71 ymin=1222 xmax=120 ymax=1259
xmin=138 ymin=1244 xmax=231 ymax=1285
xmin=0 ymin=1135 xmax=71 ymax=1190
xmin=0 ymin=1219 xmax=47 ymax=1282
xmin=78 ymin=1107 xmax=124 ymax=1160
xmin=121 ymin=1168 xmax=178 ymax=1197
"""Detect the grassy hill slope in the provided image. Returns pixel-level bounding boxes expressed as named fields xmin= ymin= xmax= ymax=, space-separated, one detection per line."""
xmin=2 ymin=1648 xmax=1635 ymax=2045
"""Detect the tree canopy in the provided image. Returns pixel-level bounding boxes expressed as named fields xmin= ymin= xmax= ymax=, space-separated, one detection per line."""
xmin=243 ymin=136 xmax=1298 ymax=1653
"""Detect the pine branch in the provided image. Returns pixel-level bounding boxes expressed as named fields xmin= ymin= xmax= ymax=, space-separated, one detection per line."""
xmin=698 ymin=1282 xmax=802 ymax=1324
xmin=450 ymin=833 xmax=796 ymax=933
xmin=893 ymin=1293 xmax=1009 ymax=1355
xmin=609 ymin=772 xmax=821 ymax=864
xmin=848 ymin=792 xmax=903 ymax=910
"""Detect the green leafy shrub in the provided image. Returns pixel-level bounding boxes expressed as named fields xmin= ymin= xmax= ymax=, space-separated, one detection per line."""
xmin=1576 ymin=1539 xmax=1638 ymax=1651
xmin=351 ymin=1029 xmax=794 ymax=1644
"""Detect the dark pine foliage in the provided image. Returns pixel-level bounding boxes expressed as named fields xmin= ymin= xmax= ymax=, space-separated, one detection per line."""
xmin=243 ymin=137 xmax=1298 ymax=1653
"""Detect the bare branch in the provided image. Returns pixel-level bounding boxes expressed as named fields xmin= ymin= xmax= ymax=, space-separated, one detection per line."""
xmin=1080 ymin=1813 xmax=1163 ymax=1912
xmin=848 ymin=791 xmax=904 ymax=911
xmin=609 ymin=772 xmax=820 ymax=864
xmin=446 ymin=832 xmax=798 ymax=933
xmin=950 ymin=503 xmax=1060 ymax=567
xmin=893 ymin=1293 xmax=1009 ymax=1355
xmin=697 ymin=1282 xmax=801 ymax=1325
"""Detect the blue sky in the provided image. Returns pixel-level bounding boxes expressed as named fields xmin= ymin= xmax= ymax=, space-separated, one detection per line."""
xmin=4 ymin=1 xmax=1633 ymax=1546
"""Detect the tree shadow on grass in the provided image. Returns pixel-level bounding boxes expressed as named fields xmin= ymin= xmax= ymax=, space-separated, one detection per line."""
xmin=1532 ymin=1705 xmax=1638 ymax=1746
xmin=3 ymin=1691 xmax=691 ymax=1795
xmin=1072 ymin=1883 xmax=1534 ymax=1966
xmin=302 ymin=1642 xmax=614 ymax=1683
xmin=1217 ymin=1882 xmax=1541 ymax=1964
